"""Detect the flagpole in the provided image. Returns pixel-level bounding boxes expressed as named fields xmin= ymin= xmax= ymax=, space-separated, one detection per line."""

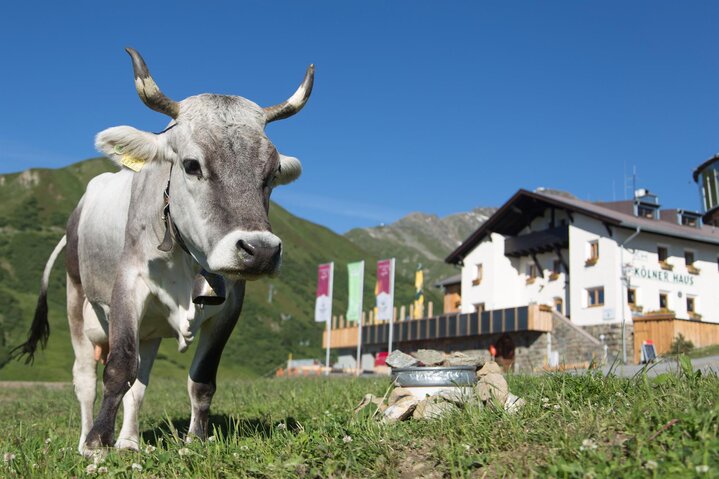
xmin=325 ymin=262 xmax=334 ymax=376
xmin=388 ymin=258 xmax=395 ymax=354
xmin=355 ymin=260 xmax=365 ymax=377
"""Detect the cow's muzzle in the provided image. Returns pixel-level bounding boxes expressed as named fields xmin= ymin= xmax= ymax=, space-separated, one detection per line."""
xmin=207 ymin=230 xmax=283 ymax=279
xmin=236 ymin=238 xmax=282 ymax=272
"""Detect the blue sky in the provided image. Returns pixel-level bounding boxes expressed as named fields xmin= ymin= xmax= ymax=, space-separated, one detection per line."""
xmin=1 ymin=2 xmax=717 ymax=233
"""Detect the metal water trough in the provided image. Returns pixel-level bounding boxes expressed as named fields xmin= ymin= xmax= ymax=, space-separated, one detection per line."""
xmin=391 ymin=366 xmax=477 ymax=387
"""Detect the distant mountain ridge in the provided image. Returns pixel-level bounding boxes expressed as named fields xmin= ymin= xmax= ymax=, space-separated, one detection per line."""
xmin=345 ymin=207 xmax=496 ymax=293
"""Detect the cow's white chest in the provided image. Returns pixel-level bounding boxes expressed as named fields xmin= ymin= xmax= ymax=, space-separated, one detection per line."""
xmin=142 ymin=269 xmax=224 ymax=352
xmin=83 ymin=260 xmax=227 ymax=353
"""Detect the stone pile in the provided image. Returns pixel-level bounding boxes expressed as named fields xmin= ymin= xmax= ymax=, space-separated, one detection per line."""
xmin=355 ymin=349 xmax=525 ymax=422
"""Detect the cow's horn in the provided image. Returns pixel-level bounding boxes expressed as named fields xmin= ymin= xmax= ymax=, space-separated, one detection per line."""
xmin=125 ymin=47 xmax=180 ymax=119
xmin=264 ymin=64 xmax=314 ymax=123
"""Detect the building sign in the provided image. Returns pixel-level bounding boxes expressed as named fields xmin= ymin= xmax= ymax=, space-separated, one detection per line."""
xmin=630 ymin=266 xmax=695 ymax=286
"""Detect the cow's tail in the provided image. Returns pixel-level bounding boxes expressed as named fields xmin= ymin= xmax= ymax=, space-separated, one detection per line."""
xmin=10 ymin=235 xmax=67 ymax=365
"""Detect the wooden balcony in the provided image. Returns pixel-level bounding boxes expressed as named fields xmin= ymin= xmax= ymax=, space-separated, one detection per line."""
xmin=322 ymin=304 xmax=553 ymax=349
xmin=503 ymin=225 xmax=569 ymax=258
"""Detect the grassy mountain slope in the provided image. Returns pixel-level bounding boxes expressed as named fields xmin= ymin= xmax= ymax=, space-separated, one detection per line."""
xmin=345 ymin=208 xmax=495 ymax=310
xmin=0 ymin=159 xmax=439 ymax=381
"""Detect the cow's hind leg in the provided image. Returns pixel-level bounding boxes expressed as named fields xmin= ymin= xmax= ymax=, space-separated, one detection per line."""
xmin=187 ymin=282 xmax=245 ymax=440
xmin=115 ymin=338 xmax=161 ymax=451
xmin=67 ymin=277 xmax=97 ymax=454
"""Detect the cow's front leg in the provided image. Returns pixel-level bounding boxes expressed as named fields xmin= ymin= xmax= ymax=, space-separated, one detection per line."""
xmin=115 ymin=338 xmax=161 ymax=451
xmin=187 ymin=282 xmax=245 ymax=440
xmin=84 ymin=275 xmax=148 ymax=453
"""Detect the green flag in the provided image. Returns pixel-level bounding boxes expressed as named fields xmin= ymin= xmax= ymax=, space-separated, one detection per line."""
xmin=346 ymin=261 xmax=365 ymax=322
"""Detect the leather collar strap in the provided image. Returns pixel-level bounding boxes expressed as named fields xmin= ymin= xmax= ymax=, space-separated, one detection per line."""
xmin=157 ymin=164 xmax=191 ymax=255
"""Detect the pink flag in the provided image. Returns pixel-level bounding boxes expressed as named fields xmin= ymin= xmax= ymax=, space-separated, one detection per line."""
xmin=316 ymin=263 xmax=332 ymax=297
xmin=315 ymin=263 xmax=333 ymax=322
xmin=375 ymin=258 xmax=395 ymax=321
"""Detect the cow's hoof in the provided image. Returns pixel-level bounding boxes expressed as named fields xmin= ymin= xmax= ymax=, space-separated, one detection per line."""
xmin=80 ymin=444 xmax=108 ymax=460
xmin=115 ymin=437 xmax=140 ymax=451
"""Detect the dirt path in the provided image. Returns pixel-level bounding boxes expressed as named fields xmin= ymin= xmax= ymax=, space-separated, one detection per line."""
xmin=0 ymin=381 xmax=70 ymax=389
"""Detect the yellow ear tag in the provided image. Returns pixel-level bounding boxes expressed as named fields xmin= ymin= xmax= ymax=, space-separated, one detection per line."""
xmin=113 ymin=144 xmax=145 ymax=172
xmin=120 ymin=154 xmax=146 ymax=172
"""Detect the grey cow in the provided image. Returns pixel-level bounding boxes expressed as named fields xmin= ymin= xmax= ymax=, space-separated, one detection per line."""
xmin=12 ymin=48 xmax=313 ymax=454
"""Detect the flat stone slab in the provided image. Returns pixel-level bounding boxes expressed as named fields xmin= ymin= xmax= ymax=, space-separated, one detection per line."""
xmin=386 ymin=350 xmax=419 ymax=368
xmin=411 ymin=349 xmax=445 ymax=366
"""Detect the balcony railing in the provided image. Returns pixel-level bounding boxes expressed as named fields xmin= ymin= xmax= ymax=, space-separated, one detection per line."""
xmin=322 ymin=304 xmax=553 ymax=349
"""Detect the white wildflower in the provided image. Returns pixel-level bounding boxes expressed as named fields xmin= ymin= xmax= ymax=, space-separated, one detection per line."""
xmin=178 ymin=447 xmax=191 ymax=456
xmin=644 ymin=460 xmax=658 ymax=470
xmin=144 ymin=444 xmax=156 ymax=454
xmin=463 ymin=444 xmax=471 ymax=451
xmin=208 ymin=435 xmax=216 ymax=442
xmin=579 ymin=439 xmax=597 ymax=451
xmin=542 ymin=397 xmax=549 ymax=403
xmin=553 ymin=404 xmax=561 ymax=410
xmin=343 ymin=435 xmax=353 ymax=444
xmin=696 ymin=465 xmax=709 ymax=474
xmin=92 ymin=452 xmax=105 ymax=465
xmin=44 ymin=438 xmax=52 ymax=444
xmin=240 ymin=445 xmax=249 ymax=451
xmin=233 ymin=452 xmax=240 ymax=459
xmin=98 ymin=466 xmax=108 ymax=474
xmin=86 ymin=464 xmax=98 ymax=474
xmin=3 ymin=453 xmax=15 ymax=463
xmin=276 ymin=422 xmax=287 ymax=430
xmin=131 ymin=463 xmax=143 ymax=471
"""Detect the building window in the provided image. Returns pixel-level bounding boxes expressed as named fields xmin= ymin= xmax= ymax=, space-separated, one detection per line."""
xmin=526 ymin=263 xmax=539 ymax=284
xmin=587 ymin=287 xmax=604 ymax=307
xmin=685 ymin=251 xmax=700 ymax=274
xmin=681 ymin=215 xmax=698 ymax=228
xmin=658 ymin=246 xmax=672 ymax=271
xmin=638 ymin=205 xmax=656 ymax=219
xmin=628 ymin=287 xmax=642 ymax=313
xmin=586 ymin=241 xmax=599 ymax=266
xmin=687 ymin=296 xmax=700 ymax=320
xmin=550 ymin=259 xmax=562 ymax=281
xmin=627 ymin=288 xmax=636 ymax=305
xmin=554 ymin=297 xmax=563 ymax=314
xmin=659 ymin=292 xmax=668 ymax=310
xmin=472 ymin=264 xmax=483 ymax=286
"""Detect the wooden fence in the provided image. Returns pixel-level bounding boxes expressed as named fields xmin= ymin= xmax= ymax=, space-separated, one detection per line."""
xmin=633 ymin=314 xmax=719 ymax=363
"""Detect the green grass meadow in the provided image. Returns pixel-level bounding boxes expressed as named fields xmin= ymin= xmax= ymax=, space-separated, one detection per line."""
xmin=1 ymin=361 xmax=717 ymax=478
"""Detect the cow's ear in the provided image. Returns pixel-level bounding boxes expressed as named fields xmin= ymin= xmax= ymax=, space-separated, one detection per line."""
xmin=95 ymin=126 xmax=170 ymax=172
xmin=273 ymin=154 xmax=302 ymax=186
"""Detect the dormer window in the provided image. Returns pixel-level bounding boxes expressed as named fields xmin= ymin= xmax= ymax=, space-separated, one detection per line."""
xmin=634 ymin=189 xmax=660 ymax=219
xmin=679 ymin=210 xmax=702 ymax=228
xmin=637 ymin=205 xmax=657 ymax=219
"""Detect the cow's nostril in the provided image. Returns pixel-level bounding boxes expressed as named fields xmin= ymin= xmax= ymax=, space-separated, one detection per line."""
xmin=237 ymin=239 xmax=256 ymax=256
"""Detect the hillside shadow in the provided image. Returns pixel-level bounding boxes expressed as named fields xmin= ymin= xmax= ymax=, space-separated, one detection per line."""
xmin=141 ymin=414 xmax=301 ymax=445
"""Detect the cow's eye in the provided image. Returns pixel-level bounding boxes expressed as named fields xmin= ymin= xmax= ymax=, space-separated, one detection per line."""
xmin=182 ymin=159 xmax=203 ymax=177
